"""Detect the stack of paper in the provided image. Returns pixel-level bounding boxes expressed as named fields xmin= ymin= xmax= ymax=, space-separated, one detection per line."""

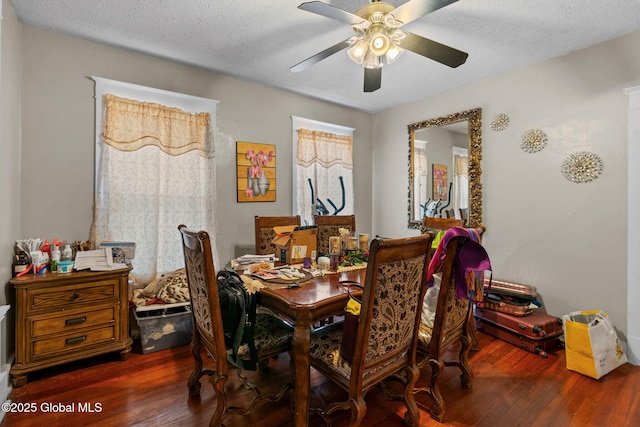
xmin=73 ymin=248 xmax=129 ymax=271
xmin=230 ymin=254 xmax=275 ymax=269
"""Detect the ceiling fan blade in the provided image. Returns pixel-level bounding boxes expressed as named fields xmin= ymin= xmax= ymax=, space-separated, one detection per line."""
xmin=290 ymin=39 xmax=350 ymax=72
xmin=364 ymin=68 xmax=382 ymax=92
xmin=298 ymin=1 xmax=365 ymax=25
xmin=390 ymin=0 xmax=459 ymax=26
xmin=400 ymin=32 xmax=468 ymax=68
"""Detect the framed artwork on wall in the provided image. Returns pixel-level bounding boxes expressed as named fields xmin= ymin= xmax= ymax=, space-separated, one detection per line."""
xmin=236 ymin=141 xmax=276 ymax=202
xmin=432 ymin=163 xmax=448 ymax=200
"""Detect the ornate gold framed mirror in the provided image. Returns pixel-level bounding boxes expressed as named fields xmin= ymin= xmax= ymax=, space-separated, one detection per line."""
xmin=407 ymin=108 xmax=482 ymax=229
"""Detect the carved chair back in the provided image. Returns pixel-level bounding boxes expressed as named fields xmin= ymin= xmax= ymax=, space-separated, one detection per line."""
xmin=314 ymin=214 xmax=356 ymax=254
xmin=254 ymin=215 xmax=301 ymax=255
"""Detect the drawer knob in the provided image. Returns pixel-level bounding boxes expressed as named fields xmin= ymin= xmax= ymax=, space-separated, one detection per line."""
xmin=65 ymin=317 xmax=87 ymax=326
xmin=65 ymin=336 xmax=87 ymax=345
xmin=71 ymin=292 xmax=80 ymax=300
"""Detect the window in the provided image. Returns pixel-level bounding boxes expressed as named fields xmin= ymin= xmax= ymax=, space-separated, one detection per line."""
xmin=90 ymin=77 xmax=219 ymax=285
xmin=413 ymin=139 xmax=429 ymax=219
xmin=292 ymin=116 xmax=355 ymax=226
xmin=452 ymin=146 xmax=469 ymax=217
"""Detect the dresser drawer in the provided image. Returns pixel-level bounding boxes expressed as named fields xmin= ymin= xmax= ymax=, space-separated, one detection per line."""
xmin=32 ymin=326 xmax=116 ymax=359
xmin=31 ymin=306 xmax=117 ymax=338
xmin=27 ymin=279 xmax=118 ymax=313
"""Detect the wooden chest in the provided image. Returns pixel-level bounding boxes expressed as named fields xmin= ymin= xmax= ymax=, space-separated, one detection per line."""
xmin=9 ymin=268 xmax=132 ymax=387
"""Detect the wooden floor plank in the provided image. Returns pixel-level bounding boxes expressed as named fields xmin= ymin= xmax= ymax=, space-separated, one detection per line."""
xmin=2 ymin=332 xmax=639 ymax=426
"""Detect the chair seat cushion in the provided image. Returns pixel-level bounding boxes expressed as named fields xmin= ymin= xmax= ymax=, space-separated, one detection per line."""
xmin=236 ymin=313 xmax=293 ymax=359
xmin=310 ymin=323 xmax=408 ymax=383
xmin=310 ymin=323 xmax=352 ymax=380
xmin=418 ymin=323 xmax=433 ymax=347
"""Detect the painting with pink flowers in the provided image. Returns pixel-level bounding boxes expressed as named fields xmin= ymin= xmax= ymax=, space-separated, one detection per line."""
xmin=432 ymin=163 xmax=448 ymax=200
xmin=236 ymin=141 xmax=276 ymax=202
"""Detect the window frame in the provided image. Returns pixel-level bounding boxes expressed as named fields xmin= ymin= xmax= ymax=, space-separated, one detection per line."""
xmin=291 ymin=116 xmax=355 ymax=221
xmin=91 ymin=77 xmax=220 ymax=281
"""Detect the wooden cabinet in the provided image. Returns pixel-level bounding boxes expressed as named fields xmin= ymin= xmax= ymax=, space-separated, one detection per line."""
xmin=9 ymin=268 xmax=133 ymax=387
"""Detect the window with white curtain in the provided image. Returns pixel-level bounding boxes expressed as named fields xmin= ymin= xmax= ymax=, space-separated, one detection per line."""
xmin=414 ymin=140 xmax=429 ymax=219
xmin=90 ymin=77 xmax=219 ymax=286
xmin=291 ymin=117 xmax=355 ymax=227
xmin=452 ymin=146 xmax=469 ymax=216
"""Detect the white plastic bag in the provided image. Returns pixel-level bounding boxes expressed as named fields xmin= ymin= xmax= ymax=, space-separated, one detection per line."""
xmin=421 ymin=273 xmax=442 ymax=328
xmin=562 ymin=310 xmax=627 ymax=379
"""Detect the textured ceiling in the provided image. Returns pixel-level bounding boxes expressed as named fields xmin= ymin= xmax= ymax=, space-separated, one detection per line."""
xmin=10 ymin=0 xmax=640 ymax=113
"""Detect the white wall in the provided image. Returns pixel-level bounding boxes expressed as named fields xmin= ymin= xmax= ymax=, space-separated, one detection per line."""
xmin=1 ymin=0 xmax=21 ymax=305
xmin=373 ymin=31 xmax=640 ymax=346
xmin=17 ymin=26 xmax=373 ymax=267
xmin=626 ymin=86 xmax=640 ymax=365
xmin=0 ymin=0 xmax=21 ymax=413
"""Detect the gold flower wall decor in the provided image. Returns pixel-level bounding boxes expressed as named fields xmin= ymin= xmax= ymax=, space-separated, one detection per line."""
xmin=490 ymin=113 xmax=509 ymax=131
xmin=520 ymin=129 xmax=548 ymax=153
xmin=561 ymin=151 xmax=604 ymax=183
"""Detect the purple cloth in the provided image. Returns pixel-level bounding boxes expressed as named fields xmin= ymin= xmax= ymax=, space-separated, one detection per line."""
xmin=427 ymin=227 xmax=491 ymax=299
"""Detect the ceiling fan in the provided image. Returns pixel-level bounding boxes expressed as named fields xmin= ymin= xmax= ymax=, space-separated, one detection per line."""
xmin=290 ymin=0 xmax=468 ymax=92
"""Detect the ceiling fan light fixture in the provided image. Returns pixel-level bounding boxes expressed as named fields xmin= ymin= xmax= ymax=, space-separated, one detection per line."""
xmin=385 ymin=45 xmax=403 ymax=64
xmin=347 ymin=38 xmax=368 ymax=65
xmin=368 ymin=30 xmax=390 ymax=56
xmin=363 ymin=50 xmax=382 ymax=69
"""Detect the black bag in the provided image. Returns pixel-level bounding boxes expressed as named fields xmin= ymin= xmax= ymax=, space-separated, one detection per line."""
xmin=216 ymin=269 xmax=258 ymax=370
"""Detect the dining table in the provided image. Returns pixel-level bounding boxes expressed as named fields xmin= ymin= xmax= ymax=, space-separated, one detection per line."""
xmin=255 ymin=265 xmax=367 ymax=427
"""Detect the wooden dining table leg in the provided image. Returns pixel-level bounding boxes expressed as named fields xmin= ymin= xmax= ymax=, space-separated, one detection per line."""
xmin=292 ymin=320 xmax=312 ymax=427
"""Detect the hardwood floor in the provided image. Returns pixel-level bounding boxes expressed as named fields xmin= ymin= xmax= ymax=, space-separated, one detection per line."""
xmin=3 ymin=331 xmax=639 ymax=427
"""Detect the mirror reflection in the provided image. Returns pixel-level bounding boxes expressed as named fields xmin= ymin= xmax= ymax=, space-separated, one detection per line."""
xmin=408 ymin=108 xmax=482 ymax=229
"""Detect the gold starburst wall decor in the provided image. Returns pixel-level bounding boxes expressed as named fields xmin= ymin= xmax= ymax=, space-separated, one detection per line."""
xmin=490 ymin=113 xmax=509 ymax=131
xmin=520 ymin=129 xmax=548 ymax=153
xmin=561 ymin=151 xmax=604 ymax=183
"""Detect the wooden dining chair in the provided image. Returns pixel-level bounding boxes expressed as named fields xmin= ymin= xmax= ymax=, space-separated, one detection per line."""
xmin=415 ymin=233 xmax=487 ymax=422
xmin=415 ymin=236 xmax=472 ymax=422
xmin=314 ymin=214 xmax=356 ymax=255
xmin=178 ymin=225 xmax=293 ymax=427
xmin=307 ymin=234 xmax=434 ymax=427
xmin=422 ymin=216 xmax=463 ymax=230
xmin=254 ymin=215 xmax=301 ymax=255
xmin=459 ymin=208 xmax=469 ymax=227
xmin=420 ymin=223 xmax=486 ymax=352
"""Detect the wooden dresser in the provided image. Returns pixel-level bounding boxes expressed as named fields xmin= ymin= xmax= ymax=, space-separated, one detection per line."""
xmin=9 ymin=268 xmax=133 ymax=387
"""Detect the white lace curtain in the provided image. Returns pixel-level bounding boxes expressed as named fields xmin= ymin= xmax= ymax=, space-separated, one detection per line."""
xmin=453 ymin=150 xmax=469 ymax=216
xmin=91 ymin=94 xmax=217 ymax=285
xmin=414 ymin=145 xmax=428 ymax=220
xmin=296 ymin=129 xmax=354 ymax=226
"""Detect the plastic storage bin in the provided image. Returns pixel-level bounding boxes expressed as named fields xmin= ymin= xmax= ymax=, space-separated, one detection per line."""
xmin=134 ymin=302 xmax=193 ymax=354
